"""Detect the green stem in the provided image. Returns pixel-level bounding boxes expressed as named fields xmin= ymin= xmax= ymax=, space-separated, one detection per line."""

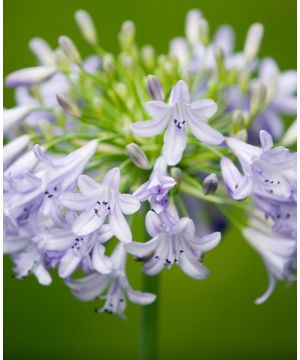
xmin=140 ymin=273 xmax=160 ymax=360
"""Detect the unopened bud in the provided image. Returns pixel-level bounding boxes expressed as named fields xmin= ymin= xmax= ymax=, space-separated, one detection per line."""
xmin=147 ymin=75 xmax=164 ymax=101
xmin=170 ymin=167 xmax=182 ymax=184
xmin=203 ymin=173 xmax=218 ymax=195
xmin=235 ymin=129 xmax=248 ymax=142
xmin=119 ymin=21 xmax=135 ymax=49
xmin=141 ymin=45 xmax=155 ymax=70
xmin=58 ymin=36 xmax=82 ymax=64
xmin=244 ymin=23 xmax=264 ymax=61
xmin=29 ymin=38 xmax=55 ymax=66
xmin=39 ymin=119 xmax=53 ymax=141
xmin=3 ymin=106 xmax=36 ymax=134
xmin=250 ymin=82 xmax=267 ymax=115
xmin=126 ymin=143 xmax=150 ymax=170
xmin=56 ymin=92 xmax=81 ymax=117
xmin=119 ymin=53 xmax=134 ymax=71
xmin=102 ymin=53 xmax=115 ymax=76
xmin=6 ymin=66 xmax=56 ymax=88
xmin=75 ymin=10 xmax=98 ymax=46
xmin=185 ymin=9 xmax=203 ymax=44
xmin=199 ymin=17 xmax=210 ymax=45
xmin=115 ymin=82 xmax=128 ymax=101
xmin=231 ymin=110 xmax=246 ymax=134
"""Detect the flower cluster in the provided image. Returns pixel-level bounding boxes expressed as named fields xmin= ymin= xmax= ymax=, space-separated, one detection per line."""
xmin=3 ymin=8 xmax=296 ymax=317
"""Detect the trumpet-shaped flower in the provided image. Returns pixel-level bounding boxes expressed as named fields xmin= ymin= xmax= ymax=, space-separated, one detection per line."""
xmin=126 ymin=204 xmax=221 ymax=279
xmin=60 ymin=168 xmax=140 ymax=242
xmin=243 ymin=213 xmax=296 ymax=304
xmin=5 ymin=140 xmax=98 ymax=221
xmin=133 ymin=157 xmax=176 ymax=213
xmin=221 ymin=130 xmax=296 ymax=201
xmin=131 ymin=80 xmax=223 ymax=165
xmin=66 ymin=244 xmax=156 ymax=318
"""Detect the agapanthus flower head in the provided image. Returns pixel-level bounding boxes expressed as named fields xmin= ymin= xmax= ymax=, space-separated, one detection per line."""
xmin=3 ymin=7 xmax=296 ymax=318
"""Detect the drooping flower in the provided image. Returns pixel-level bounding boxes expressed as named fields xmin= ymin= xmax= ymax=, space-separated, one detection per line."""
xmin=133 ymin=157 xmax=176 ymax=213
xmin=4 ymin=216 xmax=52 ymax=285
xmin=131 ymin=80 xmax=223 ymax=165
xmin=221 ymin=130 xmax=296 ymax=201
xmin=4 ymin=140 xmax=98 ymax=221
xmin=126 ymin=204 xmax=221 ymax=279
xmin=243 ymin=213 xmax=296 ymax=304
xmin=60 ymin=168 xmax=140 ymax=242
xmin=38 ymin=222 xmax=113 ymax=278
xmin=66 ymin=244 xmax=156 ymax=318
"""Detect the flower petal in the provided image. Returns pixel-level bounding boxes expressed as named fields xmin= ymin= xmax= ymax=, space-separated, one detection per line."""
xmin=188 ymin=120 xmax=224 ymax=145
xmin=78 ymin=174 xmax=102 ymax=195
xmin=131 ymin=117 xmax=169 ymax=138
xmin=58 ymin=251 xmax=82 ymax=278
xmin=179 ymin=252 xmax=210 ymax=280
xmin=60 ymin=192 xmax=95 ymax=211
xmin=34 ymin=264 xmax=52 ymax=285
xmin=162 ymin=123 xmax=187 ymax=166
xmin=189 ymin=99 xmax=218 ymax=120
xmin=118 ymin=194 xmax=140 ymax=215
xmin=92 ymin=242 xmax=112 ymax=274
xmin=126 ymin=236 xmax=159 ymax=258
xmin=103 ymin=167 xmax=120 ymax=191
xmin=259 ymin=130 xmax=273 ymax=150
xmin=169 ymin=80 xmax=190 ymax=104
xmin=145 ymin=100 xmax=171 ymax=120
xmin=97 ymin=224 xmax=114 ymax=243
xmin=126 ymin=287 xmax=156 ymax=305
xmin=72 ymin=208 xmax=106 ymax=236
xmin=145 ymin=210 xmax=163 ymax=237
xmin=214 ymin=25 xmax=235 ymax=56
xmin=109 ymin=203 xmax=132 ymax=243
xmin=278 ymin=70 xmax=297 ymax=95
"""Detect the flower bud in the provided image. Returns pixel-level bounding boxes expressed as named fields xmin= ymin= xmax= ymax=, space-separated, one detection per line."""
xmin=235 ymin=129 xmax=248 ymax=142
xmin=244 ymin=23 xmax=264 ymax=61
xmin=282 ymin=119 xmax=297 ymax=146
xmin=141 ymin=45 xmax=155 ymax=71
xmin=6 ymin=66 xmax=56 ymax=88
xmin=119 ymin=53 xmax=134 ymax=72
xmin=102 ymin=53 xmax=115 ymax=77
xmin=126 ymin=143 xmax=150 ymax=170
xmin=3 ymin=106 xmax=36 ymax=134
xmin=115 ymin=82 xmax=128 ymax=101
xmin=29 ymin=38 xmax=55 ymax=66
xmin=250 ymin=82 xmax=267 ymax=115
xmin=147 ymin=75 xmax=164 ymax=101
xmin=75 ymin=10 xmax=98 ymax=46
xmin=39 ymin=119 xmax=54 ymax=142
xmin=203 ymin=173 xmax=218 ymax=195
xmin=170 ymin=167 xmax=182 ymax=184
xmin=56 ymin=92 xmax=81 ymax=117
xmin=199 ymin=17 xmax=210 ymax=45
xmin=119 ymin=21 xmax=135 ymax=49
xmin=231 ymin=110 xmax=246 ymax=134
xmin=185 ymin=9 xmax=203 ymax=44
xmin=58 ymin=36 xmax=82 ymax=64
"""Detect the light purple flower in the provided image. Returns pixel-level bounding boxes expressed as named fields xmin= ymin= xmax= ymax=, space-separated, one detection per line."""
xmin=5 ymin=140 xmax=98 ymax=221
xmin=134 ymin=157 xmax=176 ymax=213
xmin=66 ymin=244 xmax=156 ymax=318
xmin=126 ymin=204 xmax=221 ymax=279
xmin=131 ymin=80 xmax=223 ymax=165
xmin=4 ymin=216 xmax=52 ymax=285
xmin=38 ymin=223 xmax=113 ymax=278
xmin=60 ymin=168 xmax=140 ymax=242
xmin=3 ymin=135 xmax=31 ymax=170
xmin=243 ymin=213 xmax=296 ymax=304
xmin=221 ymin=130 xmax=296 ymax=201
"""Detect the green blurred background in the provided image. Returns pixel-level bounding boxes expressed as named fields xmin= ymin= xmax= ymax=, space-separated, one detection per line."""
xmin=3 ymin=0 xmax=296 ymax=359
